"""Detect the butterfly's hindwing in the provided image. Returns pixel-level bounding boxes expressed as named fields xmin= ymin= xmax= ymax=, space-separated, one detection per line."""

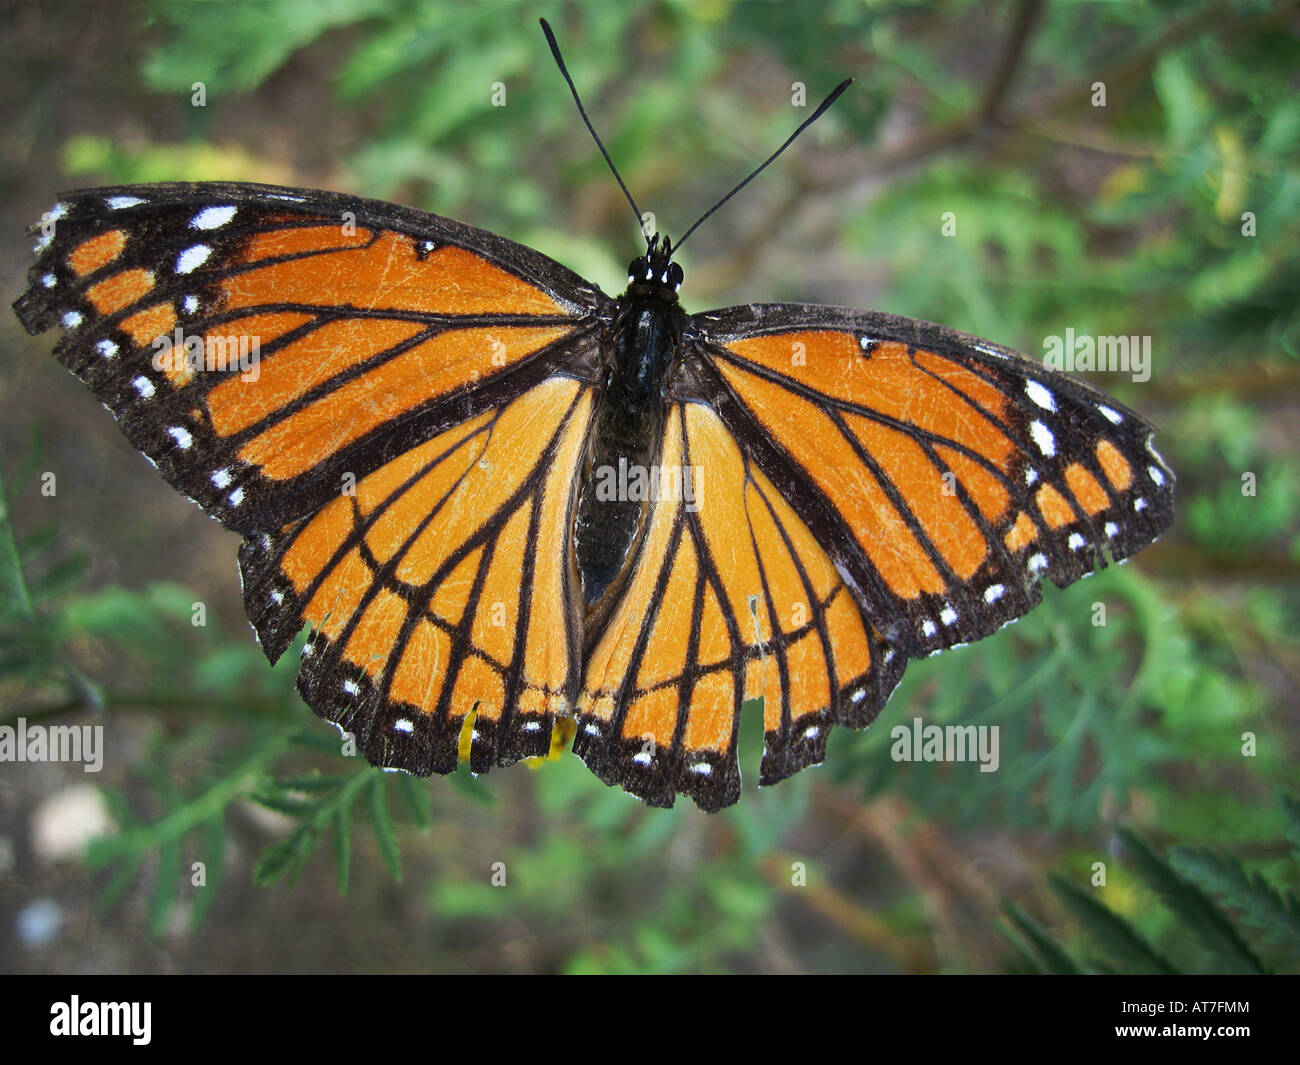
xmin=238 ymin=376 xmax=594 ymax=774
xmin=573 ymin=401 xmax=905 ymax=811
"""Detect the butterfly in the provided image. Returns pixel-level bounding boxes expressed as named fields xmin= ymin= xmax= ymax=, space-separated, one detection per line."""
xmin=13 ymin=21 xmax=1173 ymax=812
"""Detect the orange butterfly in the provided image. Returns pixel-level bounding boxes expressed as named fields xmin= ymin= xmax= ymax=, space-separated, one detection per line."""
xmin=13 ymin=23 xmax=1172 ymax=811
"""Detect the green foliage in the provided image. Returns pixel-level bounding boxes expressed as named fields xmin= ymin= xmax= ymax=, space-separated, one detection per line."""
xmin=831 ymin=563 xmax=1273 ymax=834
xmin=1005 ymin=793 xmax=1300 ymax=974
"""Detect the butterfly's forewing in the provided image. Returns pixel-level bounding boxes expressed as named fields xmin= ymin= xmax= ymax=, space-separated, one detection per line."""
xmin=14 ymin=182 xmax=605 ymax=534
xmin=688 ymin=304 xmax=1175 ymax=659
xmin=573 ymin=400 xmax=905 ymax=812
xmin=16 ymin=181 xmax=609 ymax=773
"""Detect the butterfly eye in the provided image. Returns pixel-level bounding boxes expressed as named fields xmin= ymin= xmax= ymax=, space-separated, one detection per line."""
xmin=668 ymin=262 xmax=684 ymax=289
xmin=628 ymin=256 xmax=646 ymax=282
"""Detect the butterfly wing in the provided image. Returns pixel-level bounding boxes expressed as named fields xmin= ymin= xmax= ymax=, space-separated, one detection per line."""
xmin=573 ymin=399 xmax=905 ymax=812
xmin=687 ymin=303 xmax=1174 ymax=658
xmin=14 ymin=182 xmax=605 ymax=534
xmin=241 ymin=374 xmax=596 ymax=772
xmin=15 ymin=181 xmax=608 ymax=772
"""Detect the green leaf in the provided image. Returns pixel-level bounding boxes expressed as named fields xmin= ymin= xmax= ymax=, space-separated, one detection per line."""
xmin=334 ymin=801 xmax=352 ymax=899
xmin=367 ymin=775 xmax=402 ymax=883
xmin=190 ymin=816 xmax=226 ymax=932
xmin=1118 ymin=828 xmax=1266 ymax=974
xmin=149 ymin=835 xmax=181 ymax=938
xmin=1168 ymin=846 xmax=1300 ymax=955
xmin=397 ymin=773 xmax=433 ymax=831
xmin=1281 ymin=792 xmax=1300 ymax=857
xmin=142 ymin=0 xmax=386 ymax=94
xmin=251 ymin=768 xmax=371 ymax=888
xmin=1001 ymin=901 xmax=1084 ymax=975
xmin=1047 ymin=875 xmax=1179 ymax=974
xmin=253 ymin=826 xmax=319 ymax=888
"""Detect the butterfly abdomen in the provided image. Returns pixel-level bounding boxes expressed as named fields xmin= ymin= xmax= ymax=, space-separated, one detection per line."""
xmin=574 ymin=290 xmax=687 ymax=633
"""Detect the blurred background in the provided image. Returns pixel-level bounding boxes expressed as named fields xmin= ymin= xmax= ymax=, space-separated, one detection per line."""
xmin=1 ymin=0 xmax=1297 ymax=974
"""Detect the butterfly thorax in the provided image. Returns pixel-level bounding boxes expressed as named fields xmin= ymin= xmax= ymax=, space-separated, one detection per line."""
xmin=573 ymin=239 xmax=688 ymax=635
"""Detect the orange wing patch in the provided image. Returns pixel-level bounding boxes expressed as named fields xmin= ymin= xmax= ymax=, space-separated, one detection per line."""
xmin=68 ymin=230 xmax=127 ymax=276
xmin=120 ymin=303 xmax=177 ymax=348
xmin=1096 ymin=438 xmax=1133 ymax=490
xmin=224 ymin=230 xmax=566 ymax=317
xmin=86 ymin=268 xmax=155 ymax=315
xmin=715 ymin=358 xmax=949 ymax=599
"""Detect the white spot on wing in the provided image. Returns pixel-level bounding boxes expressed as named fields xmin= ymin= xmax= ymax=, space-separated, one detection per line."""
xmin=175 ymin=244 xmax=212 ymax=274
xmin=689 ymin=762 xmax=713 ymax=776
xmin=342 ymin=679 xmax=359 ymax=696
xmin=1025 ymin=380 xmax=1056 ymax=411
xmin=1148 ymin=466 xmax=1166 ymax=486
xmin=132 ymin=376 xmax=154 ymax=398
xmin=1029 ymin=419 xmax=1056 ymax=457
xmin=940 ymin=605 xmax=958 ymax=626
xmin=1105 ymin=521 xmax=1119 ymax=538
xmin=1068 ymin=532 xmax=1086 ymax=550
xmin=190 ymin=205 xmax=237 ymax=230
xmin=921 ymin=619 xmax=937 ymax=637
xmin=40 ymin=274 xmax=56 ymax=288
xmin=95 ymin=339 xmax=118 ymax=359
xmin=211 ymin=468 xmax=232 ymax=488
xmin=984 ymin=584 xmax=1005 ymax=604
xmin=1097 ymin=404 xmax=1122 ymax=425
xmin=228 ymin=487 xmax=244 ymax=506
xmin=168 ymin=426 xmax=193 ymax=449
xmin=394 ymin=718 xmax=414 ymax=734
xmin=107 ymin=196 xmax=146 ymax=210
xmin=61 ymin=311 xmax=83 ymax=328
xmin=1029 ymin=553 xmax=1048 ymax=572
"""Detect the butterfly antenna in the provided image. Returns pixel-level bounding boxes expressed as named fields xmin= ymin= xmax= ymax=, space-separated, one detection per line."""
xmin=540 ymin=18 xmax=647 ymax=244
xmin=675 ymin=77 xmax=853 ymax=251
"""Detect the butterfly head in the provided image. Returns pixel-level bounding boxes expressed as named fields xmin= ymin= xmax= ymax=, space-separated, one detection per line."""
xmin=627 ymin=233 xmax=683 ymax=298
